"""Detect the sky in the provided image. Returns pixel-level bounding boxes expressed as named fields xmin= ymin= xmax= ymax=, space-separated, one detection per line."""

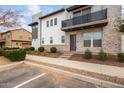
xmin=0 ymin=5 xmax=124 ymax=32
xmin=0 ymin=5 xmax=63 ymax=32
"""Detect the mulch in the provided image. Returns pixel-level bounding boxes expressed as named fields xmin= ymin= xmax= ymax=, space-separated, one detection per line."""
xmin=69 ymin=54 xmax=124 ymax=67
xmin=27 ymin=60 xmax=124 ymax=85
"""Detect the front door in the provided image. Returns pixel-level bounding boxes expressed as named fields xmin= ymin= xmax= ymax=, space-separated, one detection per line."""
xmin=70 ymin=34 xmax=76 ymax=51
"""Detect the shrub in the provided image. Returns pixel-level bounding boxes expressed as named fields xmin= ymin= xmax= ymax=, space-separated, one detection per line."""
xmin=118 ymin=52 xmax=124 ymax=62
xmin=30 ymin=47 xmax=35 ymax=51
xmin=38 ymin=47 xmax=44 ymax=52
xmin=0 ymin=48 xmax=4 ymax=56
xmin=99 ymin=50 xmax=108 ymax=61
xmin=50 ymin=47 xmax=57 ymax=53
xmin=24 ymin=47 xmax=30 ymax=51
xmin=5 ymin=49 xmax=26 ymax=61
xmin=119 ymin=24 xmax=124 ymax=32
xmin=84 ymin=49 xmax=92 ymax=59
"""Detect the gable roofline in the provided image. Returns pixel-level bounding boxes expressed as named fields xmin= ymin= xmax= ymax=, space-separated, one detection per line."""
xmin=39 ymin=8 xmax=65 ymax=19
xmin=1 ymin=28 xmax=31 ymax=34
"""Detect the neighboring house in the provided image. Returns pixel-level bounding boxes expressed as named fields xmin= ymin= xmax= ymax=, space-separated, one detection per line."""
xmin=0 ymin=28 xmax=32 ymax=48
xmin=29 ymin=5 xmax=122 ymax=54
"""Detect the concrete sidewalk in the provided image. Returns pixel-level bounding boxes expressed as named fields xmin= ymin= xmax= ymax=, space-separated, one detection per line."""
xmin=26 ymin=55 xmax=124 ymax=78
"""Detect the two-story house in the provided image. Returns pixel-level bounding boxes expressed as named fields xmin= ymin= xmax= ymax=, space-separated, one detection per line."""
xmin=29 ymin=5 xmax=122 ymax=54
xmin=0 ymin=28 xmax=32 ymax=48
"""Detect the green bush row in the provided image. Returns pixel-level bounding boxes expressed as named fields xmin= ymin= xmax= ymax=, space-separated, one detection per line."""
xmin=84 ymin=49 xmax=124 ymax=62
xmin=38 ymin=47 xmax=57 ymax=53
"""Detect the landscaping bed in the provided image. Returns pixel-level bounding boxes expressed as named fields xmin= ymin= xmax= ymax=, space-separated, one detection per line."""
xmin=27 ymin=60 xmax=124 ymax=85
xmin=69 ymin=54 xmax=124 ymax=67
xmin=29 ymin=51 xmax=62 ymax=58
xmin=0 ymin=56 xmax=11 ymax=65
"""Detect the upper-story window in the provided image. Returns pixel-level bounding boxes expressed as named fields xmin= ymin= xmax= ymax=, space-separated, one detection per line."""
xmin=73 ymin=11 xmax=81 ymax=17
xmin=28 ymin=37 xmax=31 ymax=40
xmin=82 ymin=8 xmax=91 ymax=15
xmin=73 ymin=7 xmax=91 ymax=18
xmin=32 ymin=25 xmax=38 ymax=39
xmin=46 ymin=21 xmax=49 ymax=27
xmin=54 ymin=18 xmax=57 ymax=25
xmin=19 ymin=33 xmax=23 ymax=39
xmin=50 ymin=19 xmax=53 ymax=26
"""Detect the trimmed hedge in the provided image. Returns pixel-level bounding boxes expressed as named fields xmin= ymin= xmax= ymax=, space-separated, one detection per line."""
xmin=84 ymin=49 xmax=92 ymax=59
xmin=99 ymin=50 xmax=108 ymax=61
xmin=5 ymin=49 xmax=26 ymax=61
xmin=38 ymin=47 xmax=44 ymax=52
xmin=30 ymin=47 xmax=35 ymax=51
xmin=50 ymin=47 xmax=57 ymax=53
xmin=118 ymin=52 xmax=124 ymax=62
xmin=3 ymin=47 xmax=19 ymax=50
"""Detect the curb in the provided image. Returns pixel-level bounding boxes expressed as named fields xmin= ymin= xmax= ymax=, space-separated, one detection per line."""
xmin=24 ymin=61 xmax=124 ymax=88
xmin=0 ymin=61 xmax=24 ymax=72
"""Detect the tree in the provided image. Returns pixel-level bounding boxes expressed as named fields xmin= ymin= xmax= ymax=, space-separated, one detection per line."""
xmin=0 ymin=7 xmax=23 ymax=30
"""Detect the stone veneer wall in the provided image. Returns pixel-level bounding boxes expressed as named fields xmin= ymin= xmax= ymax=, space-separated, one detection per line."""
xmin=65 ymin=5 xmax=121 ymax=54
xmin=102 ymin=5 xmax=121 ymax=53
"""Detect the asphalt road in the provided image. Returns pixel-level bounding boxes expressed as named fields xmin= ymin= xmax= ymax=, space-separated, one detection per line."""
xmin=0 ymin=64 xmax=96 ymax=88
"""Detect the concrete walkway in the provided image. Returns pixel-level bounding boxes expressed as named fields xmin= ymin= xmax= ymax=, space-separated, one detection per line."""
xmin=26 ymin=55 xmax=124 ymax=78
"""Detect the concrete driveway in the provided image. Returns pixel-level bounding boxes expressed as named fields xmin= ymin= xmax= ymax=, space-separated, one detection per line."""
xmin=0 ymin=64 xmax=96 ymax=88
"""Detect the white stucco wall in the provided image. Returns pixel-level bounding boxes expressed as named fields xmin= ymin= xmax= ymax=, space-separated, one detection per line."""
xmin=41 ymin=11 xmax=66 ymax=45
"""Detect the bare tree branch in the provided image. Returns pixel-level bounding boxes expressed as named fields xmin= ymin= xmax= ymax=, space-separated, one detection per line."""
xmin=0 ymin=7 xmax=23 ymax=29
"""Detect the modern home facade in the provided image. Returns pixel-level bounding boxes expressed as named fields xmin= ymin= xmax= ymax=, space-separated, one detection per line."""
xmin=0 ymin=28 xmax=32 ymax=48
xmin=29 ymin=5 xmax=122 ymax=54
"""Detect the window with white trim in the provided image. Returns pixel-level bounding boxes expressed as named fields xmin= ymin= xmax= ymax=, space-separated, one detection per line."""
xmin=42 ymin=37 xmax=44 ymax=44
xmin=83 ymin=33 xmax=91 ymax=47
xmin=54 ymin=18 xmax=57 ymax=25
xmin=50 ymin=37 xmax=53 ymax=44
xmin=61 ymin=36 xmax=65 ymax=43
xmin=83 ymin=32 xmax=102 ymax=48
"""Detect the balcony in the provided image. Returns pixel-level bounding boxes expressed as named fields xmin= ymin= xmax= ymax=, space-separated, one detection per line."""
xmin=61 ymin=9 xmax=108 ymax=31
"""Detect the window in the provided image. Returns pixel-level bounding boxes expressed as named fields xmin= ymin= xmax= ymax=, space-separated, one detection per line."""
xmin=46 ymin=21 xmax=49 ymax=27
xmin=50 ymin=19 xmax=53 ymax=26
xmin=32 ymin=25 xmax=38 ymax=39
xmin=19 ymin=34 xmax=23 ymax=39
xmin=73 ymin=11 xmax=81 ymax=17
xmin=50 ymin=37 xmax=53 ymax=44
xmin=93 ymin=32 xmax=102 ymax=47
xmin=42 ymin=37 xmax=44 ymax=44
xmin=61 ymin=36 xmax=65 ymax=43
xmin=16 ymin=42 xmax=18 ymax=46
xmin=82 ymin=8 xmax=91 ymax=15
xmin=28 ymin=37 xmax=31 ymax=40
xmin=83 ymin=33 xmax=91 ymax=47
xmin=54 ymin=18 xmax=57 ymax=25
xmin=83 ymin=32 xmax=102 ymax=48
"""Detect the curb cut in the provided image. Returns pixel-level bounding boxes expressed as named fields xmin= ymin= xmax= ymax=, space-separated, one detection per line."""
xmin=0 ymin=61 xmax=24 ymax=72
xmin=24 ymin=61 xmax=124 ymax=88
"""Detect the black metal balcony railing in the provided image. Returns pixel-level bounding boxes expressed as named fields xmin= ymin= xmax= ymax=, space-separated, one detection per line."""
xmin=62 ymin=9 xmax=107 ymax=28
